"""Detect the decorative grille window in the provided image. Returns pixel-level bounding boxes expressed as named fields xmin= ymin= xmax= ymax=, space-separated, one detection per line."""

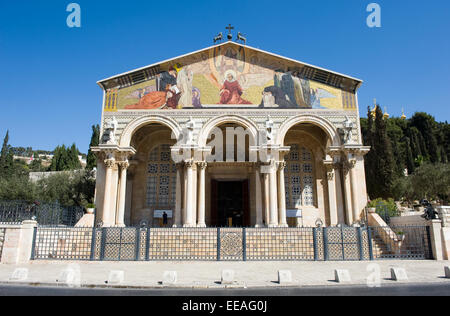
xmin=146 ymin=144 xmax=176 ymax=208
xmin=284 ymin=144 xmax=315 ymax=208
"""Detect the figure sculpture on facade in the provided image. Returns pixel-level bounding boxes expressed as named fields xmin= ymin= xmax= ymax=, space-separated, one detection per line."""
xmin=420 ymin=199 xmax=438 ymax=221
xmin=265 ymin=115 xmax=274 ymax=144
xmin=340 ymin=115 xmax=354 ymax=144
xmin=185 ymin=116 xmax=196 ymax=145
xmin=104 ymin=116 xmax=118 ymax=145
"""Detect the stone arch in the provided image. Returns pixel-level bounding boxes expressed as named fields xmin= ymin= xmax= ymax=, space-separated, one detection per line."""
xmin=277 ymin=114 xmax=340 ymax=147
xmin=198 ymin=115 xmax=258 ymax=147
xmin=119 ymin=115 xmax=182 ymax=147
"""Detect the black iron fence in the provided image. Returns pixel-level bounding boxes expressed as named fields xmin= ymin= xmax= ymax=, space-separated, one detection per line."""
xmin=0 ymin=201 xmax=84 ymax=226
xmin=31 ymin=225 xmax=433 ymax=261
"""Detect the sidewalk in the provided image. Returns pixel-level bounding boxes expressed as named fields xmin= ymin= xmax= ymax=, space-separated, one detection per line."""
xmin=0 ymin=260 xmax=449 ymax=289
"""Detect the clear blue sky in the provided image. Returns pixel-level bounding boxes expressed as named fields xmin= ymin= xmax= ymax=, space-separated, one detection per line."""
xmin=1 ymin=0 xmax=449 ymax=153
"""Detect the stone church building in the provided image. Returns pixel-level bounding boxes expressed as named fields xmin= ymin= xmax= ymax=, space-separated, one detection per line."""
xmin=92 ymin=41 xmax=370 ymax=228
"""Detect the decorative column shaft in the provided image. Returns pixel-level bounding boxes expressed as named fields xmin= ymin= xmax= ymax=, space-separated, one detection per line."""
xmin=349 ymin=159 xmax=360 ymax=223
xmin=277 ymin=161 xmax=288 ymax=227
xmin=102 ymin=158 xmax=115 ymax=227
xmin=342 ymin=161 xmax=354 ymax=225
xmin=173 ymin=163 xmax=183 ymax=227
xmin=263 ymin=173 xmax=270 ymax=227
xmin=254 ymin=165 xmax=264 ymax=227
xmin=184 ymin=160 xmax=195 ymax=227
xmin=268 ymin=161 xmax=279 ymax=227
xmin=325 ymin=163 xmax=338 ymax=226
xmin=116 ymin=161 xmax=129 ymax=227
xmin=197 ymin=162 xmax=207 ymax=227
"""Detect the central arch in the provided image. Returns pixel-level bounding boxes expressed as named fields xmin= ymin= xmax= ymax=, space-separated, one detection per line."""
xmin=119 ymin=115 xmax=182 ymax=148
xmin=198 ymin=115 xmax=258 ymax=148
xmin=276 ymin=114 xmax=340 ymax=147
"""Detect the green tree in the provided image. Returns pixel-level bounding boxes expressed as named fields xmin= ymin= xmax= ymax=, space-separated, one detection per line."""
xmin=86 ymin=124 xmax=100 ymax=170
xmin=0 ymin=131 xmax=14 ymax=178
xmin=49 ymin=144 xmax=81 ymax=171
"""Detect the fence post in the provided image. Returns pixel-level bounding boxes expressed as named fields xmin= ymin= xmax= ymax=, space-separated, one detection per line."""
xmin=135 ymin=227 xmax=140 ymax=261
xmin=100 ymin=227 xmax=106 ymax=261
xmin=30 ymin=226 xmax=37 ymax=260
xmin=217 ymin=227 xmax=221 ymax=261
xmin=323 ymin=227 xmax=328 ymax=261
xmin=242 ymin=228 xmax=246 ymax=261
xmin=90 ymin=227 xmax=96 ymax=261
xmin=367 ymin=227 xmax=374 ymax=260
xmin=146 ymin=227 xmax=150 ymax=261
xmin=313 ymin=227 xmax=318 ymax=261
xmin=357 ymin=227 xmax=363 ymax=261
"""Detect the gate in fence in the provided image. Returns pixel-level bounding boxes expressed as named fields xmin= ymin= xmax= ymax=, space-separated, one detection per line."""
xmin=31 ymin=225 xmax=433 ymax=261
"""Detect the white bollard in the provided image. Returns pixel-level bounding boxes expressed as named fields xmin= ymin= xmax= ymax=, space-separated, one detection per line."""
xmin=278 ymin=270 xmax=292 ymax=284
xmin=107 ymin=270 xmax=124 ymax=285
xmin=444 ymin=266 xmax=450 ymax=279
xmin=390 ymin=267 xmax=408 ymax=281
xmin=221 ymin=269 xmax=235 ymax=285
xmin=162 ymin=271 xmax=177 ymax=285
xmin=56 ymin=264 xmax=81 ymax=287
xmin=10 ymin=268 xmax=28 ymax=281
xmin=334 ymin=269 xmax=351 ymax=283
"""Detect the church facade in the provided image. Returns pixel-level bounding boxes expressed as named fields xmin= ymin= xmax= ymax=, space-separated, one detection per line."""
xmin=92 ymin=41 xmax=370 ymax=228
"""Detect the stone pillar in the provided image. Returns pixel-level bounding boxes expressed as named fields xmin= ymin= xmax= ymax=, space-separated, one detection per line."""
xmin=430 ymin=219 xmax=444 ymax=260
xmin=268 ymin=161 xmax=279 ymax=227
xmin=102 ymin=158 xmax=115 ymax=227
xmin=1 ymin=220 xmax=37 ymax=264
xmin=325 ymin=163 xmax=338 ymax=226
xmin=349 ymin=159 xmax=360 ymax=222
xmin=342 ymin=162 xmax=354 ymax=225
xmin=263 ymin=172 xmax=270 ymax=227
xmin=115 ymin=161 xmax=129 ymax=227
xmin=254 ymin=165 xmax=264 ymax=227
xmin=184 ymin=160 xmax=196 ymax=227
xmin=197 ymin=162 xmax=207 ymax=227
xmin=277 ymin=161 xmax=288 ymax=227
xmin=173 ymin=163 xmax=183 ymax=227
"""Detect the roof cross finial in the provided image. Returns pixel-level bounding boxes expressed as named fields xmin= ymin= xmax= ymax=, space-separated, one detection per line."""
xmin=226 ymin=24 xmax=234 ymax=40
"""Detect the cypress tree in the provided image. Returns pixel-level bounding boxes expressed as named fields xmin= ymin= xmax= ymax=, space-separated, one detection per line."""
xmin=373 ymin=106 xmax=396 ymax=198
xmin=86 ymin=124 xmax=100 ymax=170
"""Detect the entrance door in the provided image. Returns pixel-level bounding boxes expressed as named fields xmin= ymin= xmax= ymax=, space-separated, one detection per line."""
xmin=211 ymin=180 xmax=249 ymax=227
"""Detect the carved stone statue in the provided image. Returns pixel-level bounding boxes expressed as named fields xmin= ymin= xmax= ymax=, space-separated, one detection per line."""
xmin=341 ymin=115 xmax=354 ymax=144
xmin=265 ymin=116 xmax=274 ymax=144
xmin=104 ymin=116 xmax=118 ymax=145
xmin=185 ymin=116 xmax=195 ymax=145
xmin=420 ymin=199 xmax=438 ymax=221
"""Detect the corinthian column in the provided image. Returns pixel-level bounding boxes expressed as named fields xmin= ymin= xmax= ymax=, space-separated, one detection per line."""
xmin=342 ymin=161 xmax=354 ymax=225
xmin=268 ymin=161 xmax=279 ymax=227
xmin=173 ymin=163 xmax=183 ymax=227
xmin=184 ymin=160 xmax=195 ymax=227
xmin=254 ymin=165 xmax=264 ymax=227
xmin=115 ymin=160 xmax=129 ymax=227
xmin=197 ymin=161 xmax=207 ymax=227
xmin=277 ymin=161 xmax=288 ymax=227
xmin=349 ymin=159 xmax=360 ymax=223
xmin=102 ymin=158 xmax=115 ymax=227
xmin=325 ymin=162 xmax=338 ymax=226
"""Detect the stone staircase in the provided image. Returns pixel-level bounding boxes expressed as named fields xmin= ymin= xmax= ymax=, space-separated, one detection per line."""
xmin=371 ymin=233 xmax=394 ymax=258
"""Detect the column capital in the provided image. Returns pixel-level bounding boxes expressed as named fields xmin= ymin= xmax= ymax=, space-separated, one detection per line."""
xmin=277 ymin=161 xmax=286 ymax=171
xmin=117 ymin=160 xmax=130 ymax=170
xmin=104 ymin=158 xmax=116 ymax=169
xmin=185 ymin=159 xmax=195 ymax=168
xmin=197 ymin=161 xmax=207 ymax=170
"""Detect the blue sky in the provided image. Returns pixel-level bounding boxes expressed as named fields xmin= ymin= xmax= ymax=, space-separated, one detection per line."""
xmin=0 ymin=0 xmax=449 ymax=153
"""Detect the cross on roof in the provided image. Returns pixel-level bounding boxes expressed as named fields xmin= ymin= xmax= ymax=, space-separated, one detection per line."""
xmin=226 ymin=24 xmax=234 ymax=33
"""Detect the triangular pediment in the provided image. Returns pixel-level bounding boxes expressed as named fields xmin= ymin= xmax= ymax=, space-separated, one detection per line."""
xmin=100 ymin=42 xmax=361 ymax=112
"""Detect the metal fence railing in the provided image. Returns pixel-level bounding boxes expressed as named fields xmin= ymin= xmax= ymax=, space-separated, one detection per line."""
xmin=0 ymin=201 xmax=84 ymax=226
xmin=31 ymin=225 xmax=433 ymax=261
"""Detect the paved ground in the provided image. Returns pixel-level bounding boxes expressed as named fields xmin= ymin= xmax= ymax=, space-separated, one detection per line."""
xmin=1 ymin=283 xmax=450 ymax=296
xmin=0 ymin=260 xmax=449 ymax=289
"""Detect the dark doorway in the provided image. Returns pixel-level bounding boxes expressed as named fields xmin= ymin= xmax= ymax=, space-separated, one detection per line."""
xmin=211 ymin=180 xmax=249 ymax=227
